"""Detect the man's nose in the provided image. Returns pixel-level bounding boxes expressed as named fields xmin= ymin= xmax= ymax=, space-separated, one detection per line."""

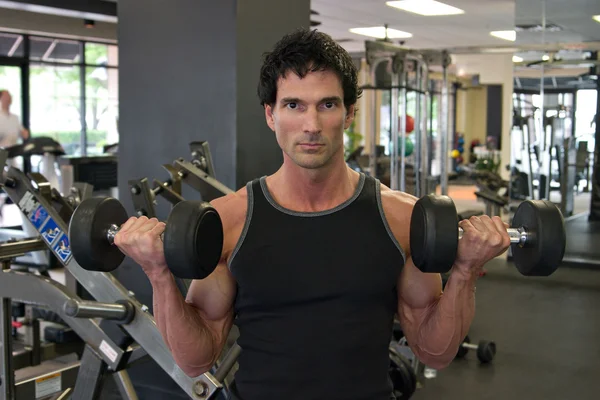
xmin=302 ymin=107 xmax=321 ymax=134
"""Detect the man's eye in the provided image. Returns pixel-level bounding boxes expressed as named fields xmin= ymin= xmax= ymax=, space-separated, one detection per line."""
xmin=287 ymin=103 xmax=298 ymax=109
xmin=324 ymin=102 xmax=335 ymax=109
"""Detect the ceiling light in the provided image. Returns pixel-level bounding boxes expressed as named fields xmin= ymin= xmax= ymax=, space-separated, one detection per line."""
xmin=349 ymin=27 xmax=412 ymax=39
xmin=542 ymin=54 xmax=550 ymax=61
xmin=481 ymin=47 xmax=520 ymax=54
xmin=512 ymin=56 xmax=523 ymax=63
xmin=490 ymin=30 xmax=516 ymax=41
xmin=593 ymin=15 xmax=600 ymax=23
xmin=386 ymin=0 xmax=464 ymax=16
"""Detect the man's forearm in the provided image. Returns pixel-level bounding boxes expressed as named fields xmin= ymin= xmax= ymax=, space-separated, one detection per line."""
xmin=415 ymin=268 xmax=477 ymax=368
xmin=149 ymin=269 xmax=217 ymax=375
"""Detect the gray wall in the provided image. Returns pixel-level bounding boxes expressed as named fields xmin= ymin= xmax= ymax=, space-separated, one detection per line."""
xmin=235 ymin=1 xmax=310 ymax=187
xmin=118 ymin=1 xmax=238 ymax=195
xmin=116 ymin=0 xmax=309 ymax=397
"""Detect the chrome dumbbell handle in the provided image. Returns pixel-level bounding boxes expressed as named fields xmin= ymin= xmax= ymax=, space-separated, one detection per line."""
xmin=106 ymin=224 xmax=164 ymax=245
xmin=458 ymin=227 xmax=530 ymax=246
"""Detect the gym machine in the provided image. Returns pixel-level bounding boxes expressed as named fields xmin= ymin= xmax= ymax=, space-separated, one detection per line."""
xmin=128 ymin=141 xmax=234 ymax=219
xmin=0 ymin=149 xmax=238 ymax=399
xmin=363 ymin=39 xmax=452 ymax=197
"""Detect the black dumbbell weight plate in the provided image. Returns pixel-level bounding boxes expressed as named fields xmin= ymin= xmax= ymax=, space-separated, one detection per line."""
xmin=456 ymin=335 xmax=470 ymax=359
xmin=410 ymin=195 xmax=459 ymax=273
xmin=477 ymin=340 xmax=496 ymax=363
xmin=389 ymin=349 xmax=417 ymax=399
xmin=69 ymin=197 xmax=128 ymax=272
xmin=163 ymin=201 xmax=223 ymax=279
xmin=511 ymin=200 xmax=566 ymax=276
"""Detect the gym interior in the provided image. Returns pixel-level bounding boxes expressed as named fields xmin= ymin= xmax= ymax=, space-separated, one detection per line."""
xmin=0 ymin=0 xmax=599 ymax=399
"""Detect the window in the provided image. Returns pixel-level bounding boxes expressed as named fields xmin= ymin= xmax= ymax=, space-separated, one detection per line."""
xmin=0 ymin=33 xmax=24 ymax=57
xmin=85 ymin=43 xmax=118 ymax=67
xmin=86 ymin=66 xmax=119 ymax=155
xmin=1 ymin=32 xmax=119 ymax=156
xmin=29 ymin=37 xmax=80 ymax=63
xmin=575 ymin=89 xmax=597 ymax=152
xmin=29 ymin=64 xmax=82 ymax=155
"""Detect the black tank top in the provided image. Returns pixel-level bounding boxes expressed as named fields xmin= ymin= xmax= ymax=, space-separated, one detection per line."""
xmin=228 ymin=173 xmax=405 ymax=400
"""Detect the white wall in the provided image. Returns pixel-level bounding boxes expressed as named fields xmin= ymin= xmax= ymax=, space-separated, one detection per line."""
xmin=452 ymin=54 xmax=514 ymax=180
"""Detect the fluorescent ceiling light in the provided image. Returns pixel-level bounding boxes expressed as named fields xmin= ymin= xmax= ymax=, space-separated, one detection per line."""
xmin=490 ymin=30 xmax=516 ymax=41
xmin=349 ymin=27 xmax=412 ymax=39
xmin=512 ymin=56 xmax=523 ymax=63
xmin=386 ymin=0 xmax=464 ymax=16
xmin=481 ymin=47 xmax=520 ymax=54
xmin=593 ymin=15 xmax=600 ymax=23
xmin=542 ymin=55 xmax=550 ymax=61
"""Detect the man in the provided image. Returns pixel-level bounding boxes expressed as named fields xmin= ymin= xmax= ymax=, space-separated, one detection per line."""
xmin=0 ymin=89 xmax=29 ymax=148
xmin=114 ymin=29 xmax=510 ymax=399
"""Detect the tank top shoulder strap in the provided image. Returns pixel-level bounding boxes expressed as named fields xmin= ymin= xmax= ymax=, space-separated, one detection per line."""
xmin=227 ymin=177 xmax=260 ymax=269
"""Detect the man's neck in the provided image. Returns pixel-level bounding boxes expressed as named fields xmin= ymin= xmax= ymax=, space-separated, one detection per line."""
xmin=0 ymin=107 xmax=9 ymax=114
xmin=268 ymin=156 xmax=359 ymax=212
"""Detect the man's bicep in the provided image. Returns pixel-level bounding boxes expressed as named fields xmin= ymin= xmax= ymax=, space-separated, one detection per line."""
xmin=396 ymin=257 xmax=443 ymax=340
xmin=185 ymin=263 xmax=236 ymax=322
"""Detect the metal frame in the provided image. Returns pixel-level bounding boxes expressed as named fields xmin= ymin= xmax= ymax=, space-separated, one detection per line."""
xmin=171 ymin=159 xmax=234 ymax=202
xmin=1 ymin=260 xmax=14 ymax=400
xmin=1 ymin=165 xmax=224 ymax=399
xmin=363 ymin=40 xmax=451 ymax=196
xmin=14 ymin=359 xmax=79 ymax=400
xmin=0 ymin=271 xmax=129 ymax=372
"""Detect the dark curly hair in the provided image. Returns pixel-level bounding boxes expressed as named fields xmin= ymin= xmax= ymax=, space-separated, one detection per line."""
xmin=257 ymin=29 xmax=362 ymax=111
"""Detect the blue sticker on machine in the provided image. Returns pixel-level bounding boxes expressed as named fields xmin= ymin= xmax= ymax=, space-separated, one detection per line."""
xmin=41 ymin=218 xmax=62 ymax=246
xmin=53 ymin=234 xmax=72 ymax=264
xmin=29 ymin=205 xmax=49 ymax=230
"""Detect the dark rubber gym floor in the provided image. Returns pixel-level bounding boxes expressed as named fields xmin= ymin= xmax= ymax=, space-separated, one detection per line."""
xmin=562 ymin=213 xmax=600 ymax=269
xmin=412 ymin=258 xmax=600 ymax=400
xmin=101 ymin=257 xmax=600 ymax=400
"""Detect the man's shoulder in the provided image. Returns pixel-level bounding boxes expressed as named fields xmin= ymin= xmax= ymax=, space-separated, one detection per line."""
xmin=379 ymin=183 xmax=418 ymax=212
xmin=210 ymin=186 xmax=249 ymax=222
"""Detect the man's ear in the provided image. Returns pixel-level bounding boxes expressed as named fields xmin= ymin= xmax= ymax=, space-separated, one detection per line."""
xmin=265 ymin=104 xmax=276 ymax=132
xmin=344 ymin=104 xmax=356 ymax=130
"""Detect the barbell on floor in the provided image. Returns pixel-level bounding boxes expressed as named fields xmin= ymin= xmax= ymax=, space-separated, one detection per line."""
xmin=68 ymin=197 xmax=223 ymax=279
xmin=410 ymin=195 xmax=566 ymax=276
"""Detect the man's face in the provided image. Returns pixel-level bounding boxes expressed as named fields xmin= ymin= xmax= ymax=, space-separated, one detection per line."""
xmin=0 ymin=91 xmax=11 ymax=109
xmin=265 ymin=69 xmax=354 ymax=170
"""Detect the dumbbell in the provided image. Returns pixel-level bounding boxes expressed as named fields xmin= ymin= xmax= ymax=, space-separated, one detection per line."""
xmin=455 ymin=335 xmax=496 ymax=364
xmin=410 ymin=195 xmax=566 ymax=276
xmin=389 ymin=345 xmax=417 ymax=399
xmin=68 ymin=197 xmax=223 ymax=279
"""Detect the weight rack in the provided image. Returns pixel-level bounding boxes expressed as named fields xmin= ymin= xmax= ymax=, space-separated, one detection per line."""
xmin=0 ymin=146 xmax=237 ymax=399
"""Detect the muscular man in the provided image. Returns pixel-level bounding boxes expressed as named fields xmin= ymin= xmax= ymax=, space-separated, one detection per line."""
xmin=0 ymin=89 xmax=29 ymax=148
xmin=114 ymin=29 xmax=510 ymax=399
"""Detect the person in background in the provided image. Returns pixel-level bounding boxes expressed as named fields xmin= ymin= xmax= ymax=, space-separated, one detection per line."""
xmin=0 ymin=89 xmax=29 ymax=148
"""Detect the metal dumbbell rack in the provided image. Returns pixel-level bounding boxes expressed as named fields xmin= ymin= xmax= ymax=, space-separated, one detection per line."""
xmin=364 ymin=40 xmax=452 ymax=197
xmin=0 ymin=147 xmax=232 ymax=399
xmin=129 ymin=141 xmax=234 ymax=219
